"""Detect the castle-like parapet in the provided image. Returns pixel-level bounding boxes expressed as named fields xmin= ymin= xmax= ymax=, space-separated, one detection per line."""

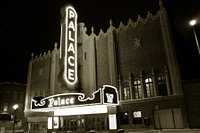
xmin=79 ymin=9 xmax=162 ymax=40
xmin=31 ymin=43 xmax=59 ymax=63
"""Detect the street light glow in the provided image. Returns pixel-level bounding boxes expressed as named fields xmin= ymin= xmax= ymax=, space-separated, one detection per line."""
xmin=12 ymin=104 xmax=19 ymax=133
xmin=189 ymin=19 xmax=197 ymax=26
xmin=189 ymin=19 xmax=200 ymax=55
xmin=13 ymin=104 xmax=19 ymax=110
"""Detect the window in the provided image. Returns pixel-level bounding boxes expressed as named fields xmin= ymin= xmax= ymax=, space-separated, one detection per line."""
xmin=3 ymin=104 xmax=8 ymax=112
xmin=33 ymin=90 xmax=47 ymax=97
xmin=39 ymin=68 xmax=43 ymax=76
xmin=30 ymin=122 xmax=47 ymax=130
xmin=84 ymin=52 xmax=87 ymax=60
xmin=133 ymin=79 xmax=142 ymax=99
xmin=157 ymin=75 xmax=167 ymax=96
xmin=145 ymin=77 xmax=154 ymax=97
xmin=133 ymin=110 xmax=143 ymax=124
xmin=122 ymin=82 xmax=130 ymax=100
xmin=120 ymin=112 xmax=129 ymax=125
xmin=34 ymin=90 xmax=40 ymax=97
xmin=42 ymin=90 xmax=46 ymax=97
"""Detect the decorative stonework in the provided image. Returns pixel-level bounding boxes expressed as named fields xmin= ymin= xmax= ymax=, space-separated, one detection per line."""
xmin=31 ymin=43 xmax=59 ymax=63
xmin=81 ymin=9 xmax=160 ymax=41
xmin=32 ymin=50 xmax=52 ymax=63
xmin=132 ymin=37 xmax=142 ymax=48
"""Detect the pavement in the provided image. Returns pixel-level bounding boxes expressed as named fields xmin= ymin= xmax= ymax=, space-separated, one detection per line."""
xmin=92 ymin=129 xmax=200 ymax=133
xmin=123 ymin=128 xmax=200 ymax=133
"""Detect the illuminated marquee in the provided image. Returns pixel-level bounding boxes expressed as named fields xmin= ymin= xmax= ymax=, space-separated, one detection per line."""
xmin=31 ymin=85 xmax=119 ymax=109
xmin=62 ymin=5 xmax=78 ymax=89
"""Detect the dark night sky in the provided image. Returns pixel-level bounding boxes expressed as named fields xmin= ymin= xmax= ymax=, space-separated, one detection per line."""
xmin=0 ymin=0 xmax=200 ymax=84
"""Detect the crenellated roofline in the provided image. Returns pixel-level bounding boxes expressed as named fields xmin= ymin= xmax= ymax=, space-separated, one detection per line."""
xmin=30 ymin=0 xmax=166 ymax=62
xmin=31 ymin=43 xmax=59 ymax=63
xmin=80 ymin=4 xmax=165 ymax=39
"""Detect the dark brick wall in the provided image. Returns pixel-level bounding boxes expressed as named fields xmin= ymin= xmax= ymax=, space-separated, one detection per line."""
xmin=116 ymin=18 xmax=167 ymax=79
xmin=96 ymin=35 xmax=111 ymax=87
xmin=31 ymin=56 xmax=51 ymax=95
xmin=182 ymin=80 xmax=200 ymax=128
xmin=118 ymin=95 xmax=187 ymax=129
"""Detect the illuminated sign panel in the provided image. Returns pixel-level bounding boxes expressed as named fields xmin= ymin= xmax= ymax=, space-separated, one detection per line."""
xmin=48 ymin=117 xmax=59 ymax=129
xmin=54 ymin=105 xmax=108 ymax=116
xmin=102 ymin=85 xmax=119 ymax=105
xmin=133 ymin=111 xmax=142 ymax=118
xmin=31 ymin=85 xmax=118 ymax=109
xmin=109 ymin=114 xmax=117 ymax=130
xmin=60 ymin=5 xmax=77 ymax=90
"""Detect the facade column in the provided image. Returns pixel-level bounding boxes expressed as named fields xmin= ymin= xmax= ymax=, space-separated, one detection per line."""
xmin=118 ymin=75 xmax=123 ymax=100
xmin=88 ymin=28 xmax=97 ymax=93
xmin=107 ymin=20 xmax=118 ymax=87
xmin=152 ymin=67 xmax=158 ymax=96
xmin=50 ymin=43 xmax=58 ymax=95
xmin=159 ymin=1 xmax=182 ymax=94
xmin=24 ymin=53 xmax=33 ymax=111
xmin=140 ymin=70 xmax=146 ymax=98
xmin=164 ymin=65 xmax=171 ymax=95
xmin=129 ymin=72 xmax=133 ymax=99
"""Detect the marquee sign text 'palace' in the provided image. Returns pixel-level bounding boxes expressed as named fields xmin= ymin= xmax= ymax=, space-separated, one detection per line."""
xmin=31 ymin=85 xmax=119 ymax=109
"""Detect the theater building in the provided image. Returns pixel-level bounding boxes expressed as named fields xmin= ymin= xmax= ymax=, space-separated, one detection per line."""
xmin=24 ymin=1 xmax=189 ymax=132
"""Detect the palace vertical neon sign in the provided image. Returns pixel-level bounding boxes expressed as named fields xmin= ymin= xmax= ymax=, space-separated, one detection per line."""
xmin=63 ymin=5 xmax=78 ymax=89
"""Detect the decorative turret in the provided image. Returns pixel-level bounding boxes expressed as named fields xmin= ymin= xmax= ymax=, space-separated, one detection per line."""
xmin=159 ymin=0 xmax=164 ymax=9
xmin=91 ymin=26 xmax=95 ymax=35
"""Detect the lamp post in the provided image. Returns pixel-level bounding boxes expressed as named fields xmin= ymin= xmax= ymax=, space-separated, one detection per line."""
xmin=12 ymin=104 xmax=19 ymax=133
xmin=155 ymin=105 xmax=162 ymax=132
xmin=189 ymin=19 xmax=200 ymax=55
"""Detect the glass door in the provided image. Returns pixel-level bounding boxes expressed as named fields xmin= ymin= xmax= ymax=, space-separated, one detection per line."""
xmin=62 ymin=116 xmax=85 ymax=133
xmin=62 ymin=117 xmax=77 ymax=132
xmin=76 ymin=116 xmax=86 ymax=133
xmin=61 ymin=114 xmax=107 ymax=132
xmin=85 ymin=114 xmax=107 ymax=132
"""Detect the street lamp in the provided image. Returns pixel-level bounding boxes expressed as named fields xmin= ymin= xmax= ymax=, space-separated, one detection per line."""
xmin=12 ymin=104 xmax=19 ymax=133
xmin=189 ymin=19 xmax=200 ymax=55
xmin=155 ymin=105 xmax=162 ymax=132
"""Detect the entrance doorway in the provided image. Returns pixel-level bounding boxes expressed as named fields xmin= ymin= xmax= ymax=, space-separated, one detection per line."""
xmin=154 ymin=108 xmax=184 ymax=129
xmin=61 ymin=114 xmax=108 ymax=133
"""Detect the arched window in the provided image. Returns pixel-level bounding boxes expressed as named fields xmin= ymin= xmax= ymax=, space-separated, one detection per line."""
xmin=122 ymin=82 xmax=130 ymax=100
xmin=145 ymin=77 xmax=154 ymax=97
xmin=157 ymin=75 xmax=167 ymax=96
xmin=133 ymin=79 xmax=142 ymax=99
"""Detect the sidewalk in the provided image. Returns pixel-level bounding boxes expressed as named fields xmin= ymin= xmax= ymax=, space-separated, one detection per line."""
xmin=124 ymin=128 xmax=200 ymax=133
